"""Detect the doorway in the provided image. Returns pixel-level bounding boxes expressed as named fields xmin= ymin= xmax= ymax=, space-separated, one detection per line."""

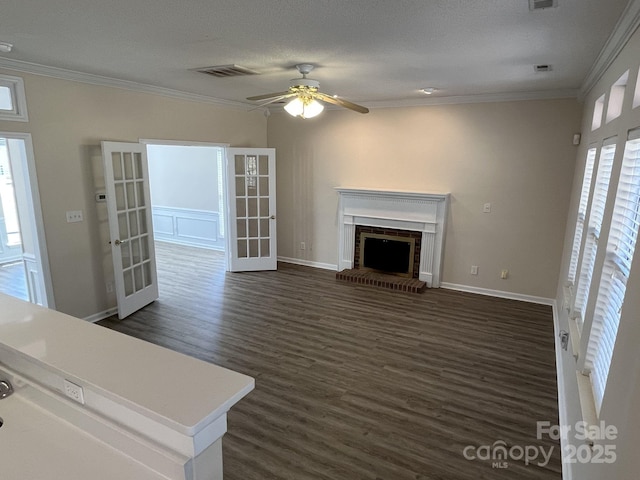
xmin=144 ymin=141 xmax=227 ymax=298
xmin=0 ymin=133 xmax=53 ymax=306
xmin=146 ymin=143 xmax=227 ymax=253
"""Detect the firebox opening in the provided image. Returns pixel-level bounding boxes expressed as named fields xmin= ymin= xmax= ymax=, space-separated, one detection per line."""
xmin=359 ymin=233 xmax=416 ymax=278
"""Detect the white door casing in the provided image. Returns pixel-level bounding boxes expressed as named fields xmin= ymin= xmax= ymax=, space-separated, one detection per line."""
xmin=102 ymin=141 xmax=158 ymax=319
xmin=226 ymin=148 xmax=277 ymax=271
xmin=0 ymin=133 xmax=54 ymax=307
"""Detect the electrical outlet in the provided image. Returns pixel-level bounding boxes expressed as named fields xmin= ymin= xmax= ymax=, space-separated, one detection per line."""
xmin=66 ymin=210 xmax=84 ymax=223
xmin=300 ymin=241 xmax=306 ymax=250
xmin=106 ymin=282 xmax=114 ymax=294
xmin=471 ymin=265 xmax=479 ymax=275
xmin=63 ymin=379 xmax=85 ymax=404
xmin=501 ymin=269 xmax=509 ymax=279
xmin=483 ymin=203 xmax=492 ymax=213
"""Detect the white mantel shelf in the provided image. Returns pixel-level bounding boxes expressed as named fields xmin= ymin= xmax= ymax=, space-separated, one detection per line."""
xmin=336 ymin=188 xmax=450 ymax=287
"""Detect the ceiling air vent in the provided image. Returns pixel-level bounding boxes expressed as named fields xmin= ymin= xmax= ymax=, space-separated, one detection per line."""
xmin=529 ymin=0 xmax=557 ymax=10
xmin=194 ymin=64 xmax=260 ymax=78
xmin=534 ymin=64 xmax=553 ymax=72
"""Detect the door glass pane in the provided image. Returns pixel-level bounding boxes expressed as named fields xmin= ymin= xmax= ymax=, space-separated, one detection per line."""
xmin=259 ymin=155 xmax=268 ymax=175
xmin=126 ymin=182 xmax=136 ymax=209
xmin=137 ymin=181 xmax=145 ymax=207
xmin=248 ymin=219 xmax=258 ymax=237
xmin=143 ymin=261 xmax=151 ymax=287
xmin=259 ymin=198 xmax=269 ymax=217
xmin=123 ymin=152 xmax=134 ymax=180
xmin=246 ymin=156 xmax=257 ymax=193
xmin=260 ymin=219 xmax=270 ymax=237
xmin=235 ymin=176 xmax=245 ymax=196
xmin=248 ymin=198 xmax=258 ymax=217
xmin=237 ymin=219 xmax=247 ymax=237
xmin=140 ymin=235 xmax=150 ymax=261
xmin=118 ymin=213 xmax=129 ymax=239
xmin=249 ymin=239 xmax=259 ymax=257
xmin=115 ymin=184 xmax=126 ymax=211
xmin=131 ymin=237 xmax=141 ymax=264
xmin=138 ymin=210 xmax=148 ymax=234
xmin=260 ymin=239 xmax=270 ymax=257
xmin=259 ymin=177 xmax=269 ymax=196
xmin=121 ymin=244 xmax=131 ymax=269
xmin=237 ymin=239 xmax=248 ymax=258
xmin=134 ymin=265 xmax=143 ymax=292
xmin=112 ymin=153 xmax=123 ymax=181
xmin=124 ymin=269 xmax=134 ymax=296
xmin=129 ymin=211 xmax=139 ymax=237
xmin=134 ymin=153 xmax=143 ymax=179
xmin=235 ymin=155 xmax=245 ymax=175
xmin=236 ymin=198 xmax=246 ymax=217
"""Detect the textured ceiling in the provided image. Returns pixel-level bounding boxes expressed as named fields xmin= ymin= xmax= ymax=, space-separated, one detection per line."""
xmin=0 ymin=0 xmax=632 ymax=108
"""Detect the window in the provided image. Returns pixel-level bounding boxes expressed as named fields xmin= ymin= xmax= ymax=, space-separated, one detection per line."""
xmin=584 ymin=129 xmax=640 ymax=413
xmin=0 ymin=85 xmax=13 ymax=111
xmin=606 ymin=71 xmax=628 ymax=124
xmin=592 ymin=94 xmax=605 ymax=131
xmin=633 ymin=66 xmax=640 ymax=109
xmin=572 ymin=139 xmax=617 ymax=330
xmin=0 ymin=75 xmax=28 ymax=122
xmin=568 ymin=148 xmax=597 ymax=285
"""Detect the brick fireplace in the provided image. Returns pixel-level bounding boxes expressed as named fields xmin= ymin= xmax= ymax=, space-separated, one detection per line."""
xmin=335 ymin=188 xmax=449 ymax=288
xmin=354 ymin=225 xmax=422 ymax=278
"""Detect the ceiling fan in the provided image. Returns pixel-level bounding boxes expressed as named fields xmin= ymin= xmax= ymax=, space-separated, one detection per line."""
xmin=246 ymin=64 xmax=369 ymax=118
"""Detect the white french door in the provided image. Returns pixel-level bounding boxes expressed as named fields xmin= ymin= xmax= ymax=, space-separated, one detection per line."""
xmin=226 ymin=148 xmax=277 ymax=271
xmin=102 ymin=141 xmax=158 ymax=319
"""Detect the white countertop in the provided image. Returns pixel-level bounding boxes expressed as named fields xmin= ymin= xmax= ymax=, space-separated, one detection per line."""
xmin=0 ymin=294 xmax=254 ymax=437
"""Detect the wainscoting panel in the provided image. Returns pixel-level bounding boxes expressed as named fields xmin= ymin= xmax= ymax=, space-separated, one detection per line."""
xmin=151 ymin=206 xmax=224 ymax=250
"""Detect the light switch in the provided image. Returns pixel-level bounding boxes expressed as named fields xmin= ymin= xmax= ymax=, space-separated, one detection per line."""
xmin=66 ymin=210 xmax=83 ymax=223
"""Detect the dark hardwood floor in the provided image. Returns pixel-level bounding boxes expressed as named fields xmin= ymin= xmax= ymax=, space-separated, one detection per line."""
xmin=0 ymin=260 xmax=28 ymax=301
xmin=99 ymin=242 xmax=561 ymax=480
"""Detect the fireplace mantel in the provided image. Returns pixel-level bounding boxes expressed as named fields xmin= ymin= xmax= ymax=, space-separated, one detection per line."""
xmin=336 ymin=188 xmax=449 ymax=287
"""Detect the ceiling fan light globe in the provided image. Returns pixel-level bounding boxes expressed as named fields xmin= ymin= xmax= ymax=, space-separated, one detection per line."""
xmin=301 ymin=99 xmax=324 ymax=119
xmin=284 ymin=97 xmax=304 ymax=117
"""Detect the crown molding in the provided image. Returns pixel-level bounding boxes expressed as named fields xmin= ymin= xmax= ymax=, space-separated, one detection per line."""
xmin=0 ymin=57 xmax=251 ymax=109
xmin=0 ymin=57 xmax=578 ymax=113
xmin=579 ymin=0 xmax=640 ymax=100
xmin=361 ymin=89 xmax=579 ymax=109
xmin=268 ymin=88 xmax=579 ymax=114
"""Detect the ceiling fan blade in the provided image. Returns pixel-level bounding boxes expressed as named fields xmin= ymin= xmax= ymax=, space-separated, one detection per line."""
xmin=315 ymin=93 xmax=369 ymax=114
xmin=248 ymin=94 xmax=297 ymax=111
xmin=247 ymin=91 xmax=292 ymax=101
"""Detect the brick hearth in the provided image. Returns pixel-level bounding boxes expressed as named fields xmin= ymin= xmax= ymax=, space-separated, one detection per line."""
xmin=336 ymin=269 xmax=427 ymax=293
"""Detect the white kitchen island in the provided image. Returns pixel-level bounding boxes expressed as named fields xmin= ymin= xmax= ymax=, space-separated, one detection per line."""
xmin=0 ymin=293 xmax=254 ymax=480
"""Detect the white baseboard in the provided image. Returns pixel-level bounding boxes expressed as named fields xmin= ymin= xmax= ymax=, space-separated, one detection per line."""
xmin=277 ymin=256 xmax=337 ymax=271
xmin=440 ymin=282 xmax=555 ymax=306
xmin=84 ymin=307 xmax=118 ymax=323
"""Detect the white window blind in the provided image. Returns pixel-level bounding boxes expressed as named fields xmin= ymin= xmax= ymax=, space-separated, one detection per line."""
xmin=585 ymin=131 xmax=640 ymax=414
xmin=573 ymin=140 xmax=617 ymax=330
xmin=568 ymin=148 xmax=597 ymax=285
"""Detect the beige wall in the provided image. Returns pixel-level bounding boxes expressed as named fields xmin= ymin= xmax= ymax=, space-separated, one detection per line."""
xmin=0 ymin=69 xmax=267 ymax=318
xmin=554 ymin=25 xmax=640 ymax=480
xmin=269 ymin=98 xmax=581 ymax=299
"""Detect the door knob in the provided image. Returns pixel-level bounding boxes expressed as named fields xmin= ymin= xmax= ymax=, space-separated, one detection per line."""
xmin=114 ymin=239 xmax=128 ymax=246
xmin=270 ymin=215 xmax=276 ymax=220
